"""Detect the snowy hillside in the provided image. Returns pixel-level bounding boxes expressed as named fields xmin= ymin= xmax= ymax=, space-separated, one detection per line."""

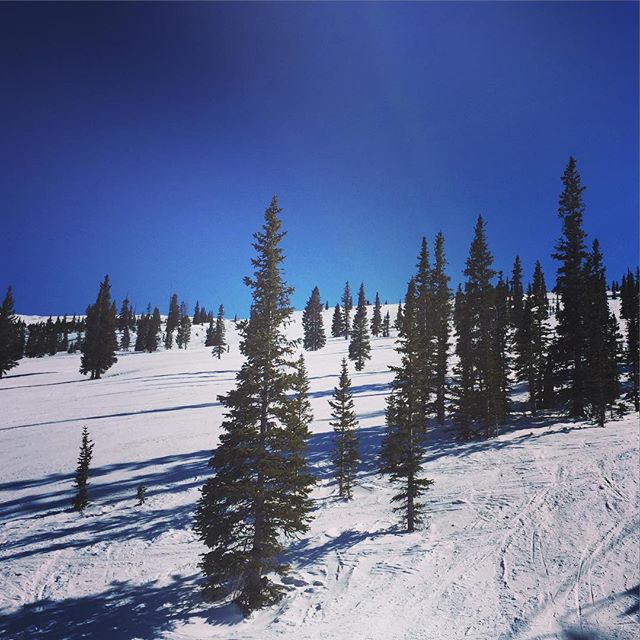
xmin=1 ymin=307 xmax=638 ymax=639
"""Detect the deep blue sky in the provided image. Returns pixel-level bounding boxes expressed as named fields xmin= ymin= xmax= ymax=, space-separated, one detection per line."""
xmin=1 ymin=2 xmax=637 ymax=317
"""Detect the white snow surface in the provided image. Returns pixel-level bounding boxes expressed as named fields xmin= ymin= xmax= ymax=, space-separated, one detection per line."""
xmin=1 ymin=307 xmax=638 ymax=639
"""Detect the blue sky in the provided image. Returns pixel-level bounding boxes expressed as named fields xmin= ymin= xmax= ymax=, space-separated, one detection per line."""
xmin=1 ymin=2 xmax=637 ymax=317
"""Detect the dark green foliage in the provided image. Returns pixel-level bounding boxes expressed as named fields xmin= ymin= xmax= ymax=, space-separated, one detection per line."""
xmin=136 ymin=484 xmax=147 ymax=506
xmin=119 ymin=298 xmax=132 ymax=351
xmin=176 ymin=308 xmax=191 ymax=349
xmin=134 ymin=308 xmax=149 ymax=352
xmin=193 ymin=196 xmax=315 ymax=614
xmin=370 ymin=292 xmax=382 ymax=336
xmin=193 ymin=301 xmax=201 ymax=325
xmin=145 ymin=307 xmax=162 ymax=352
xmin=211 ymin=304 xmax=226 ymax=358
xmin=583 ymin=240 xmax=619 ymax=426
xmin=395 ymin=301 xmax=404 ymax=332
xmin=431 ymin=232 xmax=451 ymax=424
xmin=348 ymin=283 xmax=371 ymax=371
xmin=0 ymin=286 xmax=21 ymax=377
xmin=620 ymin=269 xmax=639 ymax=411
xmin=382 ymin=311 xmax=391 ymax=337
xmin=331 ymin=303 xmax=345 ymax=338
xmin=552 ymin=157 xmax=588 ymax=416
xmin=380 ymin=278 xmax=433 ymax=532
xmin=80 ymin=276 xmax=118 ymax=380
xmin=302 ymin=287 xmax=326 ymax=351
xmin=205 ymin=318 xmax=215 ymax=347
xmin=510 ymin=256 xmax=524 ymax=331
xmin=165 ymin=294 xmax=180 ymax=349
xmin=341 ymin=281 xmax=353 ymax=339
xmin=72 ymin=426 xmax=94 ymax=512
xmin=329 ymin=358 xmax=359 ymax=499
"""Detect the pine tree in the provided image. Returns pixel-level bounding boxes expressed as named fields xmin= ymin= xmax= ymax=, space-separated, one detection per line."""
xmin=341 ymin=281 xmax=353 ymax=339
xmin=80 ymin=276 xmax=118 ymax=380
xmin=395 ymin=301 xmax=404 ymax=332
xmin=72 ymin=426 xmax=94 ymax=512
xmin=348 ymin=283 xmax=371 ymax=371
xmin=145 ymin=307 xmax=161 ymax=352
xmin=431 ymin=232 xmax=451 ymax=424
xmin=165 ymin=293 xmax=180 ymax=349
xmin=331 ymin=303 xmax=345 ymax=338
xmin=510 ymin=256 xmax=524 ymax=331
xmin=382 ymin=310 xmax=391 ymax=337
xmin=583 ymin=240 xmax=619 ymax=426
xmin=329 ymin=358 xmax=359 ymax=499
xmin=194 ymin=196 xmax=315 ymax=613
xmin=370 ymin=292 xmax=382 ymax=336
xmin=134 ymin=309 xmax=149 ymax=352
xmin=0 ymin=286 xmax=20 ymax=378
xmin=302 ymin=287 xmax=326 ymax=351
xmin=176 ymin=308 xmax=192 ymax=349
xmin=205 ymin=318 xmax=215 ymax=347
xmin=490 ymin=273 xmax=511 ymax=428
xmin=621 ymin=269 xmax=639 ymax=411
xmin=380 ymin=278 xmax=433 ymax=532
xmin=118 ymin=298 xmax=132 ymax=351
xmin=193 ymin=301 xmax=201 ymax=325
xmin=552 ymin=157 xmax=588 ymax=416
xmin=211 ymin=304 xmax=226 ymax=358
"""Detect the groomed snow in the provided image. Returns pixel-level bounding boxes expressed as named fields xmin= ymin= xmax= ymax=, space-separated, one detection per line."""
xmin=1 ymin=307 xmax=638 ymax=639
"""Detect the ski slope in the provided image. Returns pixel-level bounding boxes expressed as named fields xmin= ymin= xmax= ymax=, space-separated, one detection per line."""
xmin=1 ymin=308 xmax=638 ymax=639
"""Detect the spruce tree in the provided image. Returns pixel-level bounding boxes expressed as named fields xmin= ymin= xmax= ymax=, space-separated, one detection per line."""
xmin=395 ymin=301 xmax=404 ymax=332
xmin=0 ymin=286 xmax=20 ymax=378
xmin=348 ymin=283 xmax=371 ymax=371
xmin=72 ymin=426 xmax=94 ymax=512
xmin=583 ymin=240 xmax=619 ymax=426
xmin=621 ymin=269 xmax=639 ymax=411
xmin=302 ymin=286 xmax=326 ymax=351
xmin=134 ymin=310 xmax=149 ymax=352
xmin=331 ymin=303 xmax=345 ymax=338
xmin=211 ymin=304 xmax=226 ymax=358
xmin=329 ymin=358 xmax=359 ymax=499
xmin=145 ymin=307 xmax=162 ymax=352
xmin=431 ymin=232 xmax=451 ymax=424
xmin=341 ymin=281 xmax=353 ymax=339
xmin=552 ymin=157 xmax=588 ymax=416
xmin=205 ymin=318 xmax=215 ymax=347
xmin=176 ymin=309 xmax=192 ymax=349
xmin=80 ymin=276 xmax=118 ymax=380
xmin=380 ymin=278 xmax=433 ymax=532
xmin=510 ymin=256 xmax=524 ymax=331
xmin=165 ymin=293 xmax=180 ymax=349
xmin=382 ymin=310 xmax=391 ymax=337
xmin=193 ymin=301 xmax=201 ymax=325
xmin=194 ymin=196 xmax=315 ymax=613
xmin=370 ymin=292 xmax=382 ymax=336
xmin=119 ymin=298 xmax=132 ymax=351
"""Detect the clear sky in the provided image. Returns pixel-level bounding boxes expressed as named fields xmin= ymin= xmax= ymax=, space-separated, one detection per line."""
xmin=1 ymin=2 xmax=638 ymax=317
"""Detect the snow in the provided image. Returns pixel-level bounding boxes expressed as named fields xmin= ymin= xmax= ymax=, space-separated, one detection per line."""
xmin=1 ymin=307 xmax=638 ymax=639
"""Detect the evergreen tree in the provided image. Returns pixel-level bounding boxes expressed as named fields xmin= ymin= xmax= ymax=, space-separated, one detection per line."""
xmin=341 ymin=281 xmax=353 ymax=339
xmin=72 ymin=426 xmax=94 ymax=512
xmin=80 ymin=275 xmax=118 ymax=380
xmin=329 ymin=358 xmax=359 ymax=499
xmin=46 ymin=316 xmax=57 ymax=356
xmin=490 ymin=273 xmax=511 ymax=426
xmin=395 ymin=301 xmax=404 ymax=332
xmin=165 ymin=293 xmax=180 ymax=349
xmin=348 ymin=283 xmax=371 ymax=371
xmin=431 ymin=232 xmax=451 ymax=424
xmin=370 ymin=292 xmax=382 ymax=336
xmin=510 ymin=255 xmax=524 ymax=331
xmin=211 ymin=304 xmax=226 ymax=358
xmin=205 ymin=318 xmax=215 ymax=347
xmin=552 ymin=157 xmax=588 ymax=416
xmin=302 ymin=286 xmax=326 ymax=351
xmin=331 ymin=303 xmax=345 ymax=338
xmin=0 ymin=286 xmax=20 ymax=378
xmin=194 ymin=196 xmax=315 ymax=613
xmin=176 ymin=308 xmax=192 ymax=349
xmin=583 ymin=240 xmax=619 ymax=426
xmin=145 ymin=307 xmax=161 ymax=352
xmin=119 ymin=298 xmax=132 ymax=351
xmin=134 ymin=309 xmax=149 ymax=352
xmin=621 ymin=269 xmax=639 ymax=411
xmin=380 ymin=278 xmax=433 ymax=532
xmin=193 ymin=301 xmax=201 ymax=325
xmin=382 ymin=311 xmax=391 ymax=338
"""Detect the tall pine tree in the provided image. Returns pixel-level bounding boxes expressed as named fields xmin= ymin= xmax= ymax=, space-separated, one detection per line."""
xmin=0 ymin=286 xmax=20 ymax=378
xmin=621 ymin=269 xmax=639 ymax=411
xmin=370 ymin=292 xmax=382 ymax=336
xmin=331 ymin=303 xmax=345 ymax=338
xmin=348 ymin=283 xmax=371 ymax=371
xmin=72 ymin=426 xmax=94 ymax=512
xmin=341 ymin=281 xmax=353 ymax=339
xmin=194 ymin=196 xmax=315 ymax=613
xmin=302 ymin=286 xmax=326 ymax=351
xmin=211 ymin=304 xmax=227 ymax=358
xmin=165 ymin=293 xmax=180 ymax=349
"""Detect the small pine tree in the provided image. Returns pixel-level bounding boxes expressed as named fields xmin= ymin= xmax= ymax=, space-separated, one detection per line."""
xmin=176 ymin=310 xmax=192 ymax=349
xmin=370 ymin=293 xmax=382 ymax=336
xmin=0 ymin=286 xmax=20 ymax=378
xmin=329 ymin=358 xmax=359 ymax=499
xmin=205 ymin=318 xmax=215 ymax=346
xmin=302 ymin=287 xmax=326 ymax=351
xmin=80 ymin=276 xmax=118 ymax=380
xmin=211 ymin=304 xmax=226 ymax=358
xmin=341 ymin=281 xmax=353 ymax=339
xmin=145 ymin=307 xmax=162 ymax=352
xmin=134 ymin=309 xmax=149 ymax=352
xmin=620 ymin=269 xmax=639 ymax=411
xmin=193 ymin=301 xmax=201 ymax=325
xmin=72 ymin=426 xmax=94 ymax=512
xmin=348 ymin=283 xmax=371 ymax=371
xmin=165 ymin=293 xmax=180 ymax=349
xmin=119 ymin=298 xmax=132 ymax=351
xmin=331 ymin=303 xmax=345 ymax=338
xmin=382 ymin=310 xmax=391 ymax=337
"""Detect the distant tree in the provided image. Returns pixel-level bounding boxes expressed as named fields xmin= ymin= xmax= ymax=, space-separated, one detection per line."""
xmin=395 ymin=301 xmax=404 ymax=332
xmin=134 ymin=308 xmax=149 ymax=352
xmin=176 ymin=308 xmax=192 ymax=349
xmin=193 ymin=301 xmax=201 ymax=325
xmin=193 ymin=196 xmax=315 ymax=613
xmin=380 ymin=277 xmax=433 ymax=532
xmin=329 ymin=358 xmax=359 ymax=499
xmin=165 ymin=293 xmax=180 ymax=349
xmin=341 ymin=281 xmax=353 ymax=339
xmin=370 ymin=292 xmax=382 ymax=336
xmin=510 ymin=256 xmax=524 ymax=331
xmin=348 ymin=283 xmax=371 ymax=371
xmin=80 ymin=275 xmax=118 ymax=380
xmin=325 ymin=300 xmax=329 ymax=311
xmin=414 ymin=238 xmax=434 ymax=422
xmin=145 ymin=307 xmax=162 ymax=352
xmin=72 ymin=426 xmax=94 ymax=512
xmin=119 ymin=298 xmax=132 ymax=351
xmin=621 ymin=269 xmax=639 ymax=411
xmin=302 ymin=287 xmax=326 ymax=351
xmin=205 ymin=317 xmax=215 ymax=347
xmin=211 ymin=304 xmax=226 ymax=358
xmin=382 ymin=311 xmax=391 ymax=337
xmin=0 ymin=286 xmax=20 ymax=377
xmin=331 ymin=303 xmax=345 ymax=338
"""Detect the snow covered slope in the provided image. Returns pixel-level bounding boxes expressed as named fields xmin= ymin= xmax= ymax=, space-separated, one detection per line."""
xmin=1 ymin=308 xmax=638 ymax=639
